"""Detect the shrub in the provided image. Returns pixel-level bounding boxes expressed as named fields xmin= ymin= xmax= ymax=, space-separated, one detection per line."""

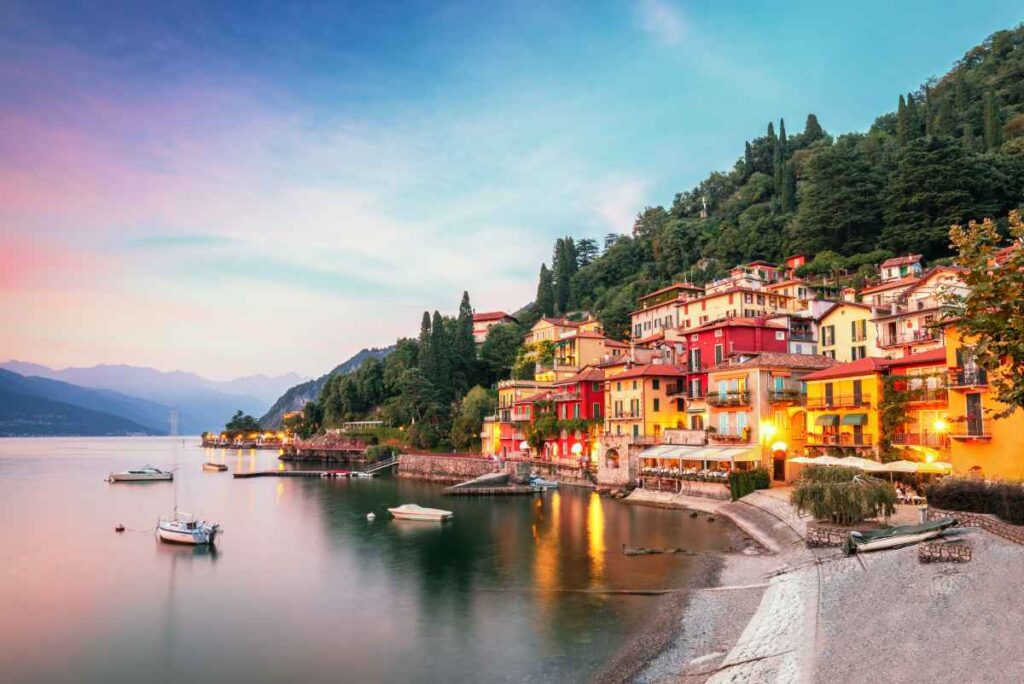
xmin=791 ymin=466 xmax=897 ymax=525
xmin=925 ymin=478 xmax=1024 ymax=525
xmin=364 ymin=444 xmax=399 ymax=463
xmin=728 ymin=468 xmax=771 ymax=501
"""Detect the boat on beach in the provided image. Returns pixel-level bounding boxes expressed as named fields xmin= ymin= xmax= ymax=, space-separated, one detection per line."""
xmin=157 ymin=512 xmax=221 ymax=545
xmin=845 ymin=517 xmax=958 ymax=554
xmin=108 ymin=465 xmax=173 ymax=482
xmin=202 ymin=462 xmax=228 ymax=472
xmin=388 ymin=504 xmax=454 ymax=521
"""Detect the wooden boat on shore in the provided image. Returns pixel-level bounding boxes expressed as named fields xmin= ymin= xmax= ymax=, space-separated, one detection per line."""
xmin=202 ymin=462 xmax=228 ymax=472
xmin=388 ymin=504 xmax=454 ymax=522
xmin=845 ymin=518 xmax=958 ymax=554
xmin=108 ymin=465 xmax=173 ymax=482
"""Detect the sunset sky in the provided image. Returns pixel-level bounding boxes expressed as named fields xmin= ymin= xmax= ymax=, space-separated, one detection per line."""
xmin=1 ymin=1 xmax=1020 ymax=379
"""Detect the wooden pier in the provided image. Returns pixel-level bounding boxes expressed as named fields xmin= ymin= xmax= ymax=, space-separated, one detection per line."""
xmin=443 ymin=485 xmax=539 ymax=496
xmin=233 ymin=458 xmax=397 ymax=480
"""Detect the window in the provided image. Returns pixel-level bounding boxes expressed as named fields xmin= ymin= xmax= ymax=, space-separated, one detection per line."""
xmin=774 ymin=376 xmax=784 ymax=391
xmin=690 ymin=378 xmax=702 ymax=398
xmin=632 ymin=424 xmax=640 ymax=438
xmin=617 ymin=382 xmax=621 ymax=391
xmin=744 ymin=293 xmax=753 ymax=303
xmin=652 ymin=379 xmax=660 ymax=390
xmin=592 ymin=402 xmax=601 ymax=418
xmin=718 ymin=381 xmax=727 ymax=398
xmin=756 ymin=294 xmax=765 ymax=305
xmin=737 ymin=412 xmax=748 ymax=431
xmin=714 ymin=328 xmax=723 ymax=338
xmin=592 ymin=382 xmax=601 ymax=392
xmin=653 ymin=398 xmax=660 ymax=412
xmin=715 ymin=344 xmax=723 ymax=364
xmin=821 ymin=325 xmax=835 ymax=346
xmin=676 ymin=398 xmax=684 ymax=411
xmin=852 ymin=346 xmax=866 ymax=360
xmin=775 ymin=331 xmax=785 ymax=340
xmin=718 ymin=413 xmax=729 ymax=433
xmin=632 ymin=380 xmax=638 ymax=390
xmin=573 ymin=404 xmax=580 ymax=418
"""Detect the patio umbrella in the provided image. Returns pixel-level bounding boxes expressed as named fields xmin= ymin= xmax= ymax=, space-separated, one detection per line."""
xmin=786 ymin=456 xmax=818 ymax=464
xmin=872 ymin=460 xmax=922 ymax=473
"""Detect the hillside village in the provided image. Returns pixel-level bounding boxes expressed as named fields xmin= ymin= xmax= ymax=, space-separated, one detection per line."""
xmin=477 ymin=246 xmax=1023 ymax=492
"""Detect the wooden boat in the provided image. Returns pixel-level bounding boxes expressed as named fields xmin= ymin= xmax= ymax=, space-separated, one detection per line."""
xmin=108 ymin=465 xmax=173 ymax=482
xmin=202 ymin=462 xmax=228 ymax=472
xmin=157 ymin=512 xmax=221 ymax=545
xmin=388 ymin=504 xmax=454 ymax=522
xmin=845 ymin=518 xmax=958 ymax=554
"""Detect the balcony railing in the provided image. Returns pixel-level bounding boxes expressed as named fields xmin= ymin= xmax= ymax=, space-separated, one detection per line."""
xmin=769 ymin=389 xmax=806 ymax=404
xmin=879 ymin=329 xmax=938 ymax=348
xmin=890 ymin=432 xmax=948 ymax=447
xmin=550 ymin=391 xmax=580 ymax=402
xmin=806 ymin=432 xmax=874 ymax=447
xmin=790 ymin=331 xmax=815 ymax=342
xmin=949 ymin=417 xmax=990 ymax=440
xmin=708 ymin=429 xmax=750 ymax=443
xmin=707 ymin=390 xmax=751 ymax=407
xmin=666 ymin=384 xmax=687 ymax=397
xmin=607 ymin=411 xmax=642 ymax=420
xmin=948 ymin=368 xmax=988 ymax=388
xmin=807 ymin=394 xmax=873 ymax=409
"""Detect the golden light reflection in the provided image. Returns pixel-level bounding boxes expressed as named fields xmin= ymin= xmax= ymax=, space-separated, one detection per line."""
xmin=276 ymin=482 xmax=284 ymax=505
xmin=587 ymin=492 xmax=606 ymax=583
xmin=532 ymin=491 xmax=560 ymax=604
xmin=277 ymin=460 xmax=285 ymax=471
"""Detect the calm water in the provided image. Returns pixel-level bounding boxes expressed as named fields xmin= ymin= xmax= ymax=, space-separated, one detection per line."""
xmin=0 ymin=437 xmax=745 ymax=683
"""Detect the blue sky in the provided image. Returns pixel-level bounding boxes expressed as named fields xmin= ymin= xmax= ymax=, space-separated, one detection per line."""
xmin=1 ymin=1 xmax=1021 ymax=378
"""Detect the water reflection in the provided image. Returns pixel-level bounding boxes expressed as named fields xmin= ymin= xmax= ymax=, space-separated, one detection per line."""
xmin=587 ymin=492 xmax=606 ymax=584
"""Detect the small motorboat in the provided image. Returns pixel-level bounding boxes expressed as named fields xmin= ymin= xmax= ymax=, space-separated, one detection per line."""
xmin=388 ymin=504 xmax=454 ymax=522
xmin=845 ymin=518 xmax=958 ymax=554
xmin=528 ymin=474 xmax=559 ymax=490
xmin=202 ymin=462 xmax=228 ymax=472
xmin=108 ymin=465 xmax=173 ymax=482
xmin=157 ymin=512 xmax=221 ymax=545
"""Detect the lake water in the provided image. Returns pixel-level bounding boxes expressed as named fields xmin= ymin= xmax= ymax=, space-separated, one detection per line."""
xmin=0 ymin=437 xmax=747 ymax=683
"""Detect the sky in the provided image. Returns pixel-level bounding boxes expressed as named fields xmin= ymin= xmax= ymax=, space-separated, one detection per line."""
xmin=1 ymin=1 xmax=1021 ymax=380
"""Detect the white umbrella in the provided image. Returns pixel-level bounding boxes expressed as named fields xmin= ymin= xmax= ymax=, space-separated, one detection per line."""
xmin=837 ymin=456 xmax=885 ymax=471
xmin=873 ymin=460 xmax=921 ymax=473
xmin=786 ymin=456 xmax=818 ymax=464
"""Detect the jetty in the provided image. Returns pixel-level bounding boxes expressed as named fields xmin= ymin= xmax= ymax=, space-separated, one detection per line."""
xmin=234 ymin=458 xmax=397 ymax=480
xmin=443 ymin=471 xmax=542 ymax=496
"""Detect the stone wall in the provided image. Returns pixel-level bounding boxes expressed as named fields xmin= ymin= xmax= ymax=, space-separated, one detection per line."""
xmin=397 ymin=453 xmax=497 ymax=483
xmin=805 ymin=525 xmax=848 ymax=548
xmin=919 ymin=541 xmax=972 ymax=563
xmin=927 ymin=507 xmax=1024 ymax=545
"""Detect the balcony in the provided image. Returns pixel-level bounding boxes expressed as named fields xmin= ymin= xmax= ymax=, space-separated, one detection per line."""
xmin=948 ymin=368 xmax=988 ymax=389
xmin=607 ymin=411 xmax=642 ymax=420
xmin=769 ymin=389 xmax=806 ymax=404
xmin=807 ymin=394 xmax=872 ymax=409
xmin=707 ymin=390 xmax=751 ymax=407
xmin=550 ymin=391 xmax=580 ymax=402
xmin=666 ymin=384 xmax=688 ymax=398
xmin=879 ymin=329 xmax=938 ymax=348
xmin=890 ymin=432 xmax=948 ymax=448
xmin=708 ymin=428 xmax=750 ymax=444
xmin=806 ymin=432 xmax=874 ymax=447
xmin=790 ymin=331 xmax=815 ymax=342
xmin=949 ymin=418 xmax=991 ymax=441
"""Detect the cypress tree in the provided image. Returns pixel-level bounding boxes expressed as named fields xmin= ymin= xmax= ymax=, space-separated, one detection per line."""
xmin=781 ymin=160 xmax=797 ymax=212
xmin=803 ymin=114 xmax=824 ymax=143
xmin=774 ymin=119 xmax=787 ymax=197
xmin=430 ymin=310 xmax=452 ymax=403
xmin=452 ymin=291 xmax=477 ymax=393
xmin=744 ymin=141 xmax=754 ymax=177
xmin=896 ymin=94 xmax=909 ymax=147
xmin=923 ymin=85 xmax=933 ymax=136
xmin=962 ymin=122 xmax=976 ymax=151
xmin=536 ymin=264 xmax=554 ymax=317
xmin=954 ymin=74 xmax=968 ymax=118
xmin=417 ymin=311 xmax=435 ymax=386
xmin=553 ymin=238 xmax=573 ymax=315
xmin=984 ymin=91 xmax=1003 ymax=151
xmin=907 ymin=94 xmax=921 ymax=139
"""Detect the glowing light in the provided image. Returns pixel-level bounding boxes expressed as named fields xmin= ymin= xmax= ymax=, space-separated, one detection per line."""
xmin=587 ymin=492 xmax=606 ymax=582
xmin=771 ymin=440 xmax=788 ymax=453
xmin=760 ymin=422 xmax=778 ymax=441
xmin=519 ymin=441 xmax=530 ymax=450
xmin=571 ymin=443 xmax=584 ymax=455
xmin=925 ymin=453 xmax=936 ymax=463
xmin=933 ymin=419 xmax=948 ymax=433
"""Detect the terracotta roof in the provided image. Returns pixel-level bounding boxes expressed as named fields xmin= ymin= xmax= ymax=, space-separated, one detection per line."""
xmin=746 ymin=260 xmax=778 ymax=268
xmin=513 ymin=390 xmax=553 ymax=405
xmin=540 ymin=317 xmax=580 ymax=326
xmin=604 ymin=339 xmax=630 ymax=349
xmin=880 ymin=254 xmax=922 ymax=268
xmin=639 ymin=282 xmax=704 ymax=302
xmin=858 ymin=275 xmax=920 ymax=295
xmin=553 ymin=366 xmax=605 ymax=386
xmin=609 ymin=363 xmax=686 ymax=380
xmin=686 ymin=317 xmax=787 ymax=335
xmin=635 ymin=330 xmax=666 ymax=345
xmin=766 ymin=278 xmax=807 ymax=289
xmin=897 ymin=266 xmax=967 ymax=299
xmin=574 ymin=330 xmax=609 ymax=339
xmin=473 ymin=311 xmax=515 ymax=323
xmin=884 ymin=347 xmax=947 ymax=368
xmin=670 ymin=286 xmax=793 ymax=309
xmin=802 ymin=357 xmax=889 ymax=381
xmin=708 ymin=352 xmax=838 ymax=373
xmin=817 ymin=301 xmax=876 ymax=321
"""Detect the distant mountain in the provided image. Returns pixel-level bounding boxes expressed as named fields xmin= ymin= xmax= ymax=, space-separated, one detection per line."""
xmin=0 ymin=369 xmax=158 ymax=436
xmin=0 ymin=361 xmax=305 ymax=434
xmin=260 ymin=347 xmax=394 ymax=428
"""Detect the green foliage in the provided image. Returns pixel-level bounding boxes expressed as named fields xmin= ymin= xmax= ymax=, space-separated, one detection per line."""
xmin=926 ymin=478 xmax=1024 ymax=525
xmin=878 ymin=375 xmax=910 ymax=461
xmin=364 ymin=444 xmax=398 ymax=463
xmin=791 ymin=466 xmax=897 ymax=525
xmin=535 ymin=264 xmax=554 ymax=317
xmin=450 ymin=386 xmax=497 ymax=450
xmin=479 ymin=322 xmax=522 ymax=384
xmin=949 ymin=211 xmax=1024 ymax=417
xmin=225 ymin=410 xmax=260 ymax=433
xmin=728 ymin=468 xmax=771 ymax=501
xmin=523 ymin=401 xmax=558 ymax=451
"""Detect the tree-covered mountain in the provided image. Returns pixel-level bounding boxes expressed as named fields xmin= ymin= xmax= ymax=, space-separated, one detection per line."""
xmin=260 ymin=346 xmax=394 ymax=428
xmin=0 ymin=369 xmax=158 ymax=436
xmin=537 ymin=25 xmax=1024 ymax=339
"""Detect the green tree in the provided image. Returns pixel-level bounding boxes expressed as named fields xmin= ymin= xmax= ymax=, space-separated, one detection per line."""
xmin=576 ymin=238 xmax=599 ymax=267
xmin=225 ymin=410 xmax=261 ymax=433
xmin=535 ymin=264 xmax=555 ymax=317
xmin=451 ymin=291 xmax=478 ymax=394
xmin=479 ymin=322 xmax=522 ymax=383
xmin=803 ymin=113 xmax=824 ymax=143
xmin=430 ymin=310 xmax=452 ymax=403
xmin=450 ymin=386 xmax=497 ymax=450
xmin=417 ymin=311 xmax=434 ymax=383
xmin=984 ymin=91 xmax=1003 ymax=151
xmin=948 ymin=211 xmax=1024 ymax=417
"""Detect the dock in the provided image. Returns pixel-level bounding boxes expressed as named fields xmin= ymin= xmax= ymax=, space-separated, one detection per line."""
xmin=443 ymin=485 xmax=539 ymax=496
xmin=233 ymin=458 xmax=397 ymax=480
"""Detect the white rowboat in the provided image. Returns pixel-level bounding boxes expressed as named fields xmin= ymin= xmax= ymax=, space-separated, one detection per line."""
xmin=108 ymin=465 xmax=173 ymax=482
xmin=388 ymin=504 xmax=454 ymax=522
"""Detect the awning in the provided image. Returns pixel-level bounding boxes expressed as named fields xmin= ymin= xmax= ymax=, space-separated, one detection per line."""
xmin=841 ymin=414 xmax=869 ymax=426
xmin=815 ymin=415 xmax=839 ymax=426
xmin=639 ymin=445 xmax=760 ymax=463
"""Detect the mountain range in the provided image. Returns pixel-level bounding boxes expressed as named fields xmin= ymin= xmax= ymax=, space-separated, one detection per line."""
xmin=260 ymin=347 xmax=394 ymax=428
xmin=0 ymin=361 xmax=304 ymax=435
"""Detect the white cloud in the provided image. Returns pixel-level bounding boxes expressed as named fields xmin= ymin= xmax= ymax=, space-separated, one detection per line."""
xmin=636 ymin=0 xmax=689 ymax=46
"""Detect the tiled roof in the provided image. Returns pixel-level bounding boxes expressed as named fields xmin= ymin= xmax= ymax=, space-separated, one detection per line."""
xmin=513 ymin=390 xmax=553 ymax=405
xmin=473 ymin=311 xmax=515 ymax=323
xmin=880 ymin=254 xmax=922 ymax=268
xmin=858 ymin=275 xmax=920 ymax=295
xmin=610 ymin=363 xmax=687 ymax=380
xmin=604 ymin=339 xmax=630 ymax=348
xmin=802 ymin=357 xmax=889 ymax=381
xmin=687 ymin=317 xmax=787 ymax=334
xmin=709 ymin=352 xmax=838 ymax=372
xmin=885 ymin=347 xmax=947 ymax=368
xmin=553 ymin=366 xmax=605 ymax=386
xmin=639 ymin=282 xmax=704 ymax=301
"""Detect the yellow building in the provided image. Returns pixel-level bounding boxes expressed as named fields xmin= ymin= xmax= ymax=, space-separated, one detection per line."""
xmin=883 ymin=347 xmax=951 ymax=463
xmin=802 ymin=358 xmax=887 ymax=454
xmin=817 ymin=302 xmax=882 ymax=362
xmin=674 ymin=287 xmax=797 ymax=330
xmin=603 ymin=364 xmax=687 ymax=442
xmin=944 ymin=325 xmax=1024 ymax=480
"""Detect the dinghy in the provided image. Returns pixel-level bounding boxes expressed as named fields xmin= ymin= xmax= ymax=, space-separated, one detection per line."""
xmin=845 ymin=518 xmax=957 ymax=554
xmin=202 ymin=462 xmax=228 ymax=472
xmin=388 ymin=504 xmax=454 ymax=521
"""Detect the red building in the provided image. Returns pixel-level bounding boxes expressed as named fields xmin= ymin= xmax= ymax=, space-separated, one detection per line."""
xmin=548 ymin=367 xmax=605 ymax=462
xmin=678 ymin=317 xmax=790 ymax=400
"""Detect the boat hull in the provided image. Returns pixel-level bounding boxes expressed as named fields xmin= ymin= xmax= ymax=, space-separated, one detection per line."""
xmin=851 ymin=529 xmax=945 ymax=552
xmin=157 ymin=522 xmax=219 ymax=545
xmin=109 ymin=472 xmax=173 ymax=482
xmin=388 ymin=505 xmax=453 ymax=522
xmin=202 ymin=463 xmax=228 ymax=472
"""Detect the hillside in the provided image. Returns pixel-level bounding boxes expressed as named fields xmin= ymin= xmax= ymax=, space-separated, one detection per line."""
xmin=260 ymin=347 xmax=394 ymax=428
xmin=0 ymin=370 xmax=157 ymax=436
xmin=534 ymin=25 xmax=1024 ymax=338
xmin=0 ymin=361 xmax=291 ymax=433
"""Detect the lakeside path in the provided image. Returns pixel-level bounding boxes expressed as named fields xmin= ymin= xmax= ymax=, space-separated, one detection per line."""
xmin=630 ymin=488 xmax=1024 ymax=684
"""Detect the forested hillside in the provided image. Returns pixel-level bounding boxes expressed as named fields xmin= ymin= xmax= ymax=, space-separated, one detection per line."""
xmin=535 ymin=25 xmax=1024 ymax=339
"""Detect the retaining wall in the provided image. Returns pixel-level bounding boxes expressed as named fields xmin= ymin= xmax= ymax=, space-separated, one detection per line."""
xmin=927 ymin=507 xmax=1024 ymax=545
xmin=397 ymin=453 xmax=497 ymax=483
